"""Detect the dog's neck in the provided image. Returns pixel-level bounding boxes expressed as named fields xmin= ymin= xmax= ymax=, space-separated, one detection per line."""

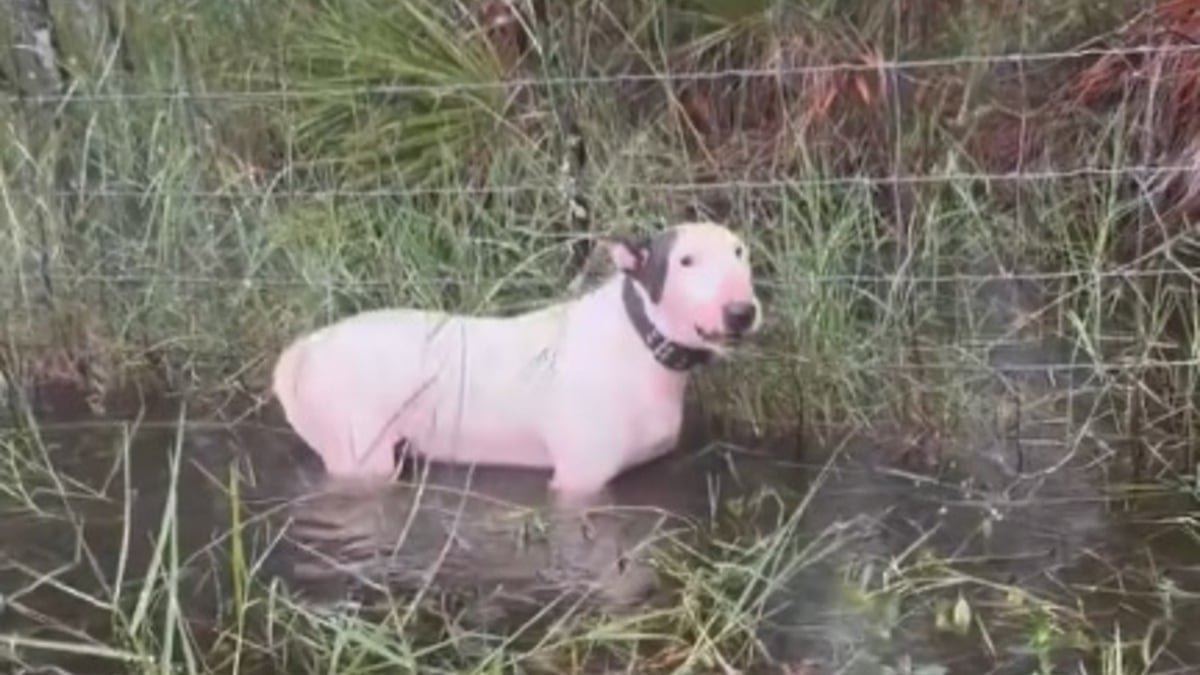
xmin=620 ymin=276 xmax=714 ymax=372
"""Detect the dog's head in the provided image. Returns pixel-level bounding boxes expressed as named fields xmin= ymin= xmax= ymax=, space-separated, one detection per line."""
xmin=608 ymin=221 xmax=762 ymax=354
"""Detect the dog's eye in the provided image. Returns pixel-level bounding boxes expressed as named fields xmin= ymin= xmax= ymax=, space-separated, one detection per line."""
xmin=734 ymin=246 xmax=745 ymax=258
xmin=680 ymin=255 xmax=694 ymax=267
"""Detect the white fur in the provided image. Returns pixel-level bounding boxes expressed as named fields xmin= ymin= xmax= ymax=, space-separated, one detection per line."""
xmin=271 ymin=222 xmax=760 ymax=499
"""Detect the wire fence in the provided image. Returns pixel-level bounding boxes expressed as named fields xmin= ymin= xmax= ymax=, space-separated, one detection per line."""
xmin=2 ymin=43 xmax=1199 ymax=105
xmin=4 ymin=265 xmax=1196 ymax=291
xmin=1 ymin=163 xmax=1195 ymax=200
xmin=4 ymin=10 xmax=1200 ymax=675
xmin=3 ymin=14 xmax=1200 ymax=423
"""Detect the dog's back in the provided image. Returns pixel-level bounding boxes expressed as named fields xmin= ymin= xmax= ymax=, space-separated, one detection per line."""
xmin=273 ymin=305 xmax=570 ymax=474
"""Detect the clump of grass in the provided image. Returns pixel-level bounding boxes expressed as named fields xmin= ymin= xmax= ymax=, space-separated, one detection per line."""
xmin=654 ymin=1 xmax=895 ymax=181
xmin=277 ymin=0 xmax=518 ymax=189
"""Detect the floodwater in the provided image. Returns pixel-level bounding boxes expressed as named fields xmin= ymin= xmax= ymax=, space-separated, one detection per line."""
xmin=2 ymin=290 xmax=1199 ymax=675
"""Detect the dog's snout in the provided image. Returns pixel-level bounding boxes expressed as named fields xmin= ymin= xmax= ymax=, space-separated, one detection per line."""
xmin=722 ymin=302 xmax=757 ymax=334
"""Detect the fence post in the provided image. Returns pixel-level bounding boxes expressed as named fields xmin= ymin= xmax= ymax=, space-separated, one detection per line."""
xmin=5 ymin=0 xmax=63 ymax=99
xmin=3 ymin=0 xmax=66 ymax=322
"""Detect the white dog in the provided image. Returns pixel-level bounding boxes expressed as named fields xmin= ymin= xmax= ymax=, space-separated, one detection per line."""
xmin=271 ymin=221 xmax=762 ymax=501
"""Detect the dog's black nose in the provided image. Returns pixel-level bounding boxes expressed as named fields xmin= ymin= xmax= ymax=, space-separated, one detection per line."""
xmin=722 ymin=302 xmax=757 ymax=334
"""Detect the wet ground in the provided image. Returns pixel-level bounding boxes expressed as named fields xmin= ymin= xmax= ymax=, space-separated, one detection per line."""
xmin=1 ymin=375 xmax=1197 ymax=675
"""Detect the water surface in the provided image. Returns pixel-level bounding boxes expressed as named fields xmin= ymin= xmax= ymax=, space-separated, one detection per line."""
xmin=1 ymin=328 xmax=1198 ymax=675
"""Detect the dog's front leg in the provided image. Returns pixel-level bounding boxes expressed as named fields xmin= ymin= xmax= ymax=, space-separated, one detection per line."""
xmin=542 ymin=426 xmax=626 ymax=588
xmin=544 ymin=422 xmax=625 ymax=512
xmin=548 ymin=464 xmax=618 ymax=512
xmin=550 ymin=479 xmax=616 ymax=516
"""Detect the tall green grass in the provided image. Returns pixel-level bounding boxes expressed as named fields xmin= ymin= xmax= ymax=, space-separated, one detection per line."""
xmin=3 ymin=0 xmax=1192 ymax=449
xmin=2 ymin=0 xmax=1199 ymax=672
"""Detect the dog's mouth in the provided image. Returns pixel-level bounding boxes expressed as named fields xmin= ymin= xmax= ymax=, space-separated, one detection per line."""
xmin=695 ymin=325 xmax=748 ymax=346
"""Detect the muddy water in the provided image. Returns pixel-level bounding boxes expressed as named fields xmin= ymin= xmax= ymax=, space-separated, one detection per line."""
xmin=2 ymin=321 xmax=1200 ymax=675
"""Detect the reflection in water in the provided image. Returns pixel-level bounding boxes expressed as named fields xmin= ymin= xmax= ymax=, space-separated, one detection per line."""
xmin=273 ymin=467 xmax=676 ymax=614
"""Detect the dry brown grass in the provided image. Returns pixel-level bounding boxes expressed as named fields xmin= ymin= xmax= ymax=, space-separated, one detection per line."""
xmin=667 ymin=20 xmax=891 ymax=182
xmin=1069 ymin=0 xmax=1200 ymax=226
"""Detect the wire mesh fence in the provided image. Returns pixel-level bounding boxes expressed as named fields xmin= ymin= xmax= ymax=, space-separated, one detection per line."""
xmin=4 ymin=3 xmax=1200 ymax=675
xmin=1 ymin=0 xmax=1198 ymax=458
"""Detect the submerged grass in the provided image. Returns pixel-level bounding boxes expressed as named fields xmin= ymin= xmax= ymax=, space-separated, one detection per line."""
xmin=0 ymin=406 xmax=857 ymax=674
xmin=3 ymin=0 xmax=1200 ymax=672
xmin=2 ymin=408 xmax=1188 ymax=674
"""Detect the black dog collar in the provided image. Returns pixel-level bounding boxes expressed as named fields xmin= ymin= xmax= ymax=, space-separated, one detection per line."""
xmin=621 ymin=276 xmax=713 ymax=372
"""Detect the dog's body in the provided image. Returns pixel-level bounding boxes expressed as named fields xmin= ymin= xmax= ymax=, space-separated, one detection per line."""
xmin=272 ymin=222 xmax=761 ymax=499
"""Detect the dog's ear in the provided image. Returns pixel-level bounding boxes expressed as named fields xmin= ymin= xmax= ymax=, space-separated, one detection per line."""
xmin=605 ymin=235 xmax=649 ymax=273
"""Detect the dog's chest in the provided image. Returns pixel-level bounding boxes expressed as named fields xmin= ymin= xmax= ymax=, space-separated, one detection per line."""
xmin=620 ymin=393 xmax=684 ymax=465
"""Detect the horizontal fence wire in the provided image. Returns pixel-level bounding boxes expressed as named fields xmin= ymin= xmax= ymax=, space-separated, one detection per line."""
xmin=1 ymin=43 xmax=1197 ymax=105
xmin=1 ymin=340 xmax=1195 ymax=376
xmin=0 ymin=267 xmax=1196 ymax=290
xmin=2 ymin=165 xmax=1195 ymax=200
xmin=1 ymin=350 xmax=1195 ymax=376
xmin=1 ymin=416 xmax=1187 ymax=449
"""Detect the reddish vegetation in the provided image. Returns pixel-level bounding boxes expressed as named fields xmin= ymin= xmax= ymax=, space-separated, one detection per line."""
xmin=1072 ymin=0 xmax=1200 ymax=110
xmin=668 ymin=37 xmax=892 ymax=181
xmin=462 ymin=0 xmax=1200 ymax=267
xmin=468 ymin=1 xmax=1199 ymax=207
xmin=477 ymin=0 xmax=545 ymax=72
xmin=1068 ymin=0 xmax=1200 ymax=224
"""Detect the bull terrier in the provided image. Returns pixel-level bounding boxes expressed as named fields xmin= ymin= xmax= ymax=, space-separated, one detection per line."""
xmin=271 ymin=221 xmax=762 ymax=502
